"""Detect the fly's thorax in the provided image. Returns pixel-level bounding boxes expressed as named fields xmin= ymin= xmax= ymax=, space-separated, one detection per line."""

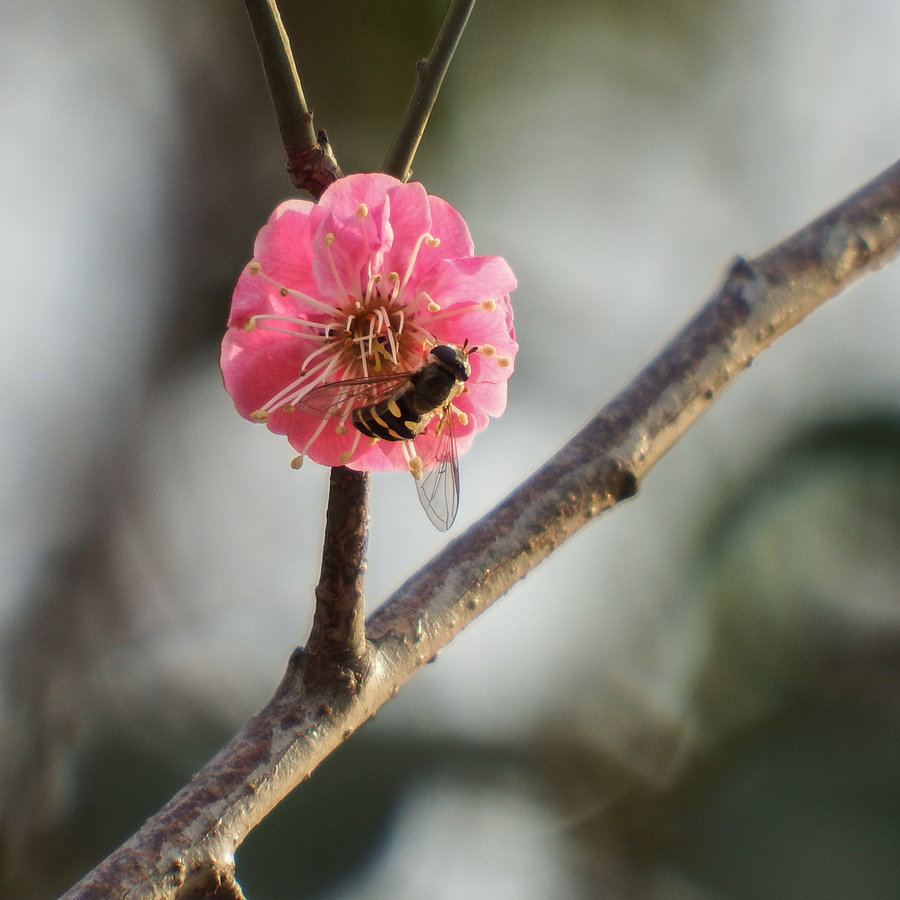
xmin=404 ymin=361 xmax=461 ymax=416
xmin=428 ymin=344 xmax=472 ymax=382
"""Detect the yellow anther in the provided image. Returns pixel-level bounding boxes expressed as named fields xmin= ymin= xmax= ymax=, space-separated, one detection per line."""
xmin=427 ymin=300 xmax=441 ymax=312
xmin=250 ymin=409 xmax=269 ymax=422
xmin=324 ymin=233 xmax=335 ymax=246
xmin=356 ymin=203 xmax=368 ymax=218
xmin=481 ymin=299 xmax=496 ymax=311
xmin=479 ymin=344 xmax=496 ymax=356
xmin=497 ymin=356 xmax=511 ymax=368
xmin=290 ymin=455 xmax=304 ymax=469
xmin=249 ymin=261 xmax=262 ymax=275
xmin=339 ymin=450 xmax=352 ymax=464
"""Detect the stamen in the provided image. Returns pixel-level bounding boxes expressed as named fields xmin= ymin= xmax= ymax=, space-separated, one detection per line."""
xmin=401 ymin=441 xmax=425 ymax=478
xmin=383 ymin=321 xmax=398 ymax=364
xmin=479 ymin=344 xmax=496 ymax=356
xmin=416 ymin=290 xmax=441 ymax=312
xmin=398 ymin=232 xmax=438 ymax=296
xmin=356 ymin=203 xmax=368 ymax=218
xmin=250 ymin=264 xmax=343 ymax=317
xmin=346 ymin=429 xmax=362 ymax=459
xmin=364 ymin=270 xmax=381 ymax=305
xmin=359 ymin=345 xmax=369 ymax=378
xmin=322 ymin=232 xmax=354 ymax=302
xmin=300 ymin=341 xmax=344 ymax=380
xmin=386 ymin=272 xmax=400 ymax=302
xmin=338 ymin=429 xmax=362 ymax=465
xmin=481 ymin=299 xmax=496 ymax=311
xmin=291 ymin=455 xmax=304 ymax=469
xmin=248 ymin=313 xmax=335 ymax=339
xmin=297 ymin=414 xmax=331 ymax=459
xmin=496 ymin=357 xmax=511 ymax=368
xmin=259 ymin=350 xmax=342 ymax=415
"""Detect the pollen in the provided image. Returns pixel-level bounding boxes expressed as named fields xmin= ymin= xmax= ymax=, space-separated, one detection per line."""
xmin=456 ymin=410 xmax=469 ymax=426
xmin=336 ymin=423 xmax=347 ymax=435
xmin=290 ymin=455 xmax=304 ymax=469
xmin=497 ymin=356 xmax=511 ymax=368
xmin=339 ymin=450 xmax=352 ymax=464
xmin=324 ymin=233 xmax=335 ymax=246
xmin=426 ymin=236 xmax=440 ymax=248
xmin=479 ymin=344 xmax=496 ymax=356
xmin=408 ymin=456 xmax=424 ymax=479
xmin=427 ymin=300 xmax=441 ymax=312
xmin=356 ymin=203 xmax=368 ymax=218
xmin=481 ymin=299 xmax=496 ymax=311
xmin=249 ymin=261 xmax=262 ymax=275
xmin=250 ymin=409 xmax=269 ymax=422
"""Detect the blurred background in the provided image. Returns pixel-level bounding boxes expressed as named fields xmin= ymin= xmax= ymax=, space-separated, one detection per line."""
xmin=2 ymin=1 xmax=900 ymax=897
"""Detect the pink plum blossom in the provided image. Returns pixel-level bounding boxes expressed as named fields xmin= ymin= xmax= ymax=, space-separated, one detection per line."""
xmin=220 ymin=173 xmax=517 ymax=474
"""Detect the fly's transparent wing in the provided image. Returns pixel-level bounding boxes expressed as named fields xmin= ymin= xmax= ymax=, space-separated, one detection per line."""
xmin=297 ymin=372 xmax=410 ymax=419
xmin=414 ymin=407 xmax=460 ymax=531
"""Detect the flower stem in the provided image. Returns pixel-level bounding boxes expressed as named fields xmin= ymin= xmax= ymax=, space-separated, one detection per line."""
xmin=243 ymin=0 xmax=342 ymax=198
xmin=307 ymin=467 xmax=370 ymax=676
xmin=382 ymin=0 xmax=478 ymax=181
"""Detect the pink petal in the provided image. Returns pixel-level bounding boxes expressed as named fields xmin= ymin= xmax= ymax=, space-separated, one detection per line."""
xmin=312 ymin=206 xmax=378 ymax=300
xmin=423 ymin=193 xmax=474 ymax=258
xmin=253 ymin=200 xmax=321 ymax=296
xmin=379 ymin=181 xmax=432 ymax=277
xmin=415 ymin=255 xmax=517 ymax=306
xmin=319 ymin=172 xmax=404 ymax=217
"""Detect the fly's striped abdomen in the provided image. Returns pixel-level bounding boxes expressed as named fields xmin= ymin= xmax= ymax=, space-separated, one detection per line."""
xmin=351 ymin=352 xmax=465 ymax=443
xmin=352 ymin=392 xmax=421 ymax=441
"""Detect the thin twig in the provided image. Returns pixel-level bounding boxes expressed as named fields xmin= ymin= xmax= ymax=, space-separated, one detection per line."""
xmin=382 ymin=0 xmax=478 ymax=180
xmin=243 ymin=0 xmax=342 ymax=197
xmin=62 ymin=158 xmax=900 ymax=900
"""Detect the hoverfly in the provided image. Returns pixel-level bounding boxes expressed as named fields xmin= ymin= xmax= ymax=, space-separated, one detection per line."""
xmin=299 ymin=342 xmax=475 ymax=530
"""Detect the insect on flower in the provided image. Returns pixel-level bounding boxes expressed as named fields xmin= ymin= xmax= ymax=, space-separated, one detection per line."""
xmin=299 ymin=341 xmax=475 ymax=530
xmin=221 ymin=173 xmax=517 ymax=529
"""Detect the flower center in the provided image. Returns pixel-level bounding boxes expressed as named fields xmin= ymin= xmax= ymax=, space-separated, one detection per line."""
xmin=242 ymin=221 xmax=508 ymax=444
xmin=244 ymin=228 xmax=442 ymax=418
